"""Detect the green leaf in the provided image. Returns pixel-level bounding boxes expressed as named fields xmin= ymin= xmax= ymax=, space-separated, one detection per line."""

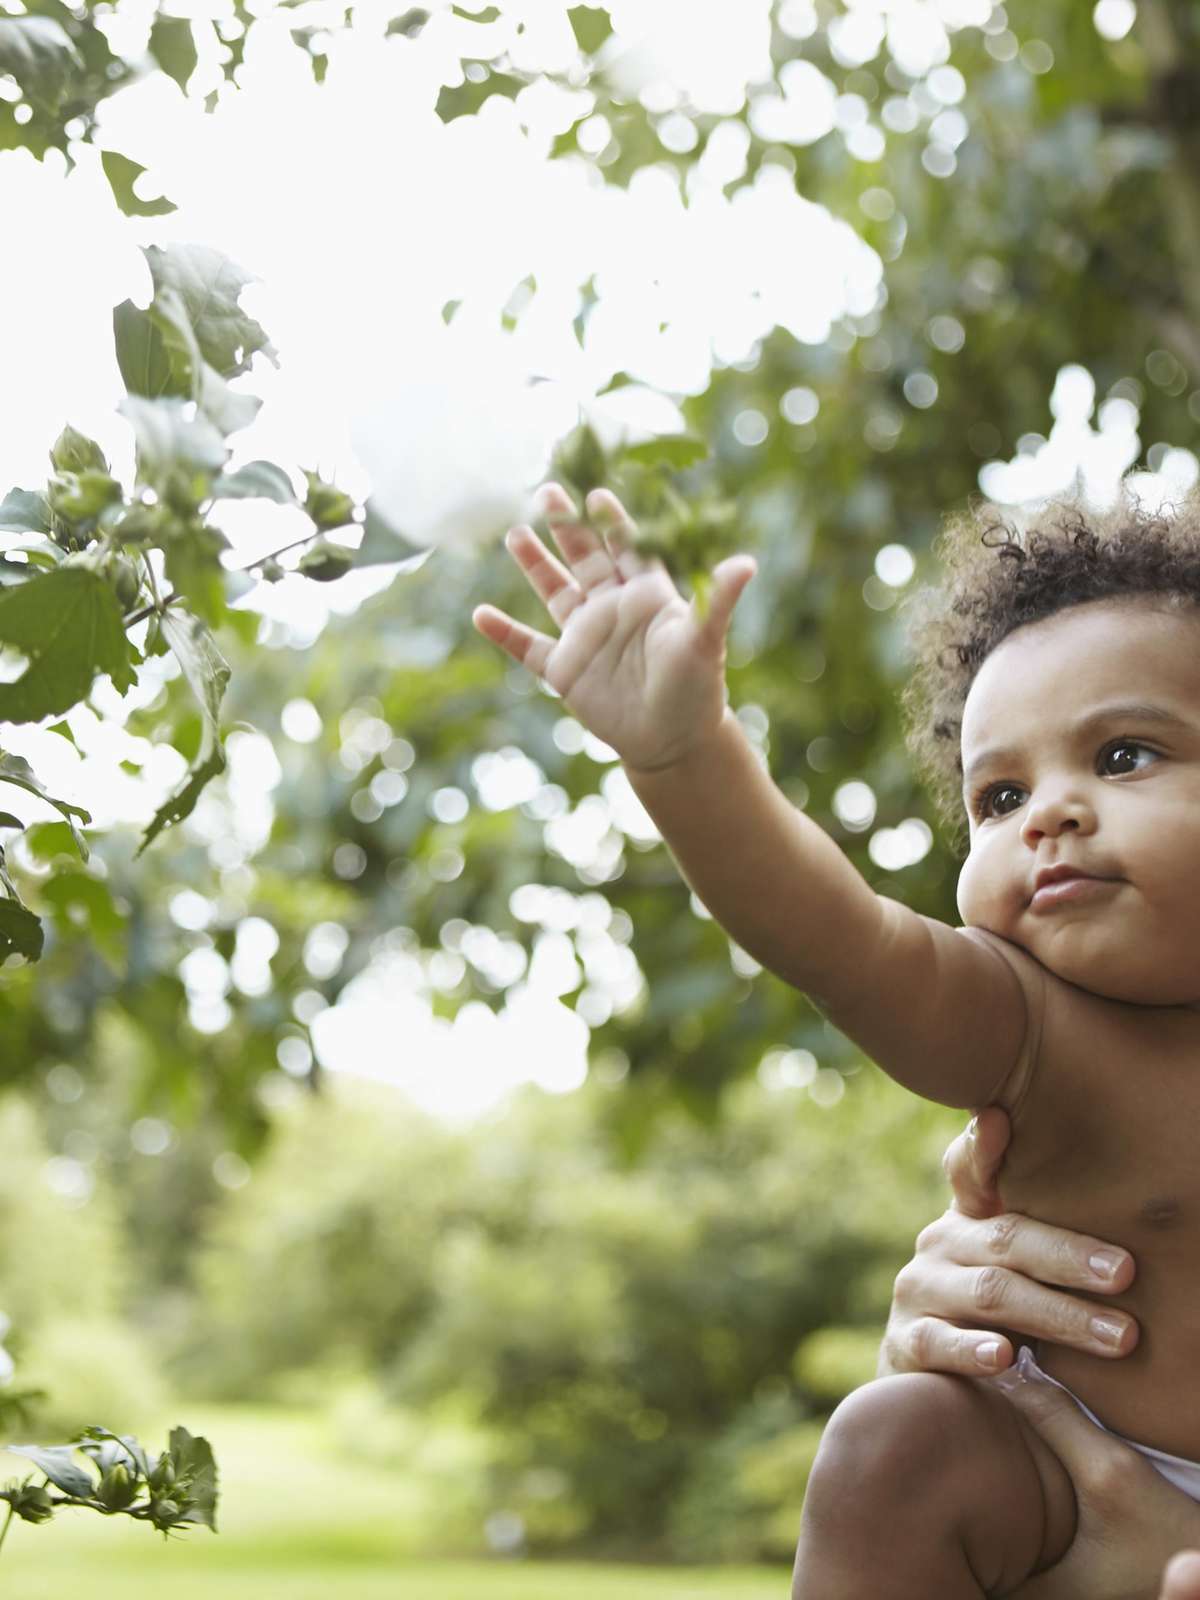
xmin=117 ymin=395 xmax=228 ymax=488
xmin=79 ymin=1428 xmax=151 ymax=1480
xmin=567 ymin=5 xmax=613 ymax=55
xmin=436 ymin=68 xmax=527 ymax=123
xmin=210 ymin=461 xmax=297 ymax=505
xmin=0 ymin=16 xmax=83 ymax=112
xmin=100 ymin=149 xmax=177 ymax=219
xmin=147 ymin=287 xmax=212 ymax=409
xmin=22 ymin=821 xmax=76 ymax=861
xmin=621 ymin=434 xmax=708 ymax=470
xmin=114 ymin=292 xmax=258 ymax=438
xmin=0 ymin=812 xmax=22 ymax=830
xmin=166 ymin=1427 xmax=218 ymax=1531
xmin=8 ymin=1444 xmax=94 ymax=1497
xmin=196 ymin=363 xmax=262 ymax=437
xmin=0 ymin=568 xmax=135 ymax=722
xmin=163 ymin=522 xmax=230 ymax=627
xmin=354 ymin=500 xmax=433 ymax=571
xmin=0 ymin=753 xmax=90 ymax=858
xmin=385 ymin=8 xmax=429 ymax=38
xmin=143 ymin=243 xmax=278 ymax=378
xmin=138 ymin=609 xmax=229 ymax=854
xmin=113 ymin=298 xmax=187 ymax=401
xmin=41 ymin=870 xmax=127 ymax=968
xmin=148 ymin=11 xmax=197 ymax=92
xmin=0 ymin=489 xmax=51 ymax=534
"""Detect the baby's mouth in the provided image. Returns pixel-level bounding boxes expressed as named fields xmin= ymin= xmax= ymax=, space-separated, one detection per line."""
xmin=1029 ymin=866 xmax=1119 ymax=913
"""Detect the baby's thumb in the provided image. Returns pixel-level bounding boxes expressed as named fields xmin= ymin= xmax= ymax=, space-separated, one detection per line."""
xmin=698 ymin=555 xmax=757 ymax=644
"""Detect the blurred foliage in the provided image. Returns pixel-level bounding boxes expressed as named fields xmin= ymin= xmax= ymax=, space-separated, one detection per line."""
xmin=2 ymin=0 xmax=1198 ymax=1142
xmin=159 ymin=1071 xmax=959 ymax=1557
xmin=1 ymin=0 xmax=1198 ymax=1556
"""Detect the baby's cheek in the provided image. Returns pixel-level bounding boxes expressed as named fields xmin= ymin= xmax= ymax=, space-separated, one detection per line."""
xmin=956 ymin=848 xmax=994 ymax=931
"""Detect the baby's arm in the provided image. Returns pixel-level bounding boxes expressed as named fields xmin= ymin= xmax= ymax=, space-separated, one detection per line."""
xmin=474 ymin=484 xmax=1029 ymax=1111
xmin=627 ymin=713 xmax=1029 ymax=1108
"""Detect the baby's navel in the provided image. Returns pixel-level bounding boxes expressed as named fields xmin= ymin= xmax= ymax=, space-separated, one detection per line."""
xmin=1140 ymin=1195 xmax=1183 ymax=1229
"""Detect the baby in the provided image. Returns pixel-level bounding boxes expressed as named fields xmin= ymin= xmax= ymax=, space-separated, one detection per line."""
xmin=474 ymin=479 xmax=1200 ymax=1596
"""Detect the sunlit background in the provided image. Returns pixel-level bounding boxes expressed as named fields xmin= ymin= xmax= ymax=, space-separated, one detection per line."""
xmin=5 ymin=0 xmax=1192 ymax=1131
xmin=1 ymin=0 xmax=1197 ymax=1582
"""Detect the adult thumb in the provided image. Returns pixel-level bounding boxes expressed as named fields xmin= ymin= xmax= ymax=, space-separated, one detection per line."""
xmin=993 ymin=1352 xmax=1137 ymax=1482
xmin=699 ymin=555 xmax=757 ymax=644
xmin=1163 ymin=1552 xmax=1200 ymax=1599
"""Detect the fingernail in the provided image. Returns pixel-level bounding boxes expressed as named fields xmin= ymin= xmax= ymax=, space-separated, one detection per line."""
xmin=976 ymin=1339 xmax=1002 ymax=1370
xmin=1088 ymin=1249 xmax=1125 ymax=1282
xmin=1090 ymin=1314 xmax=1127 ymax=1348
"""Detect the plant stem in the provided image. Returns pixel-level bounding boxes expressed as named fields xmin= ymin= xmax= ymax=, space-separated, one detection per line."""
xmin=0 ymin=1500 xmax=15 ymax=1558
xmin=123 ymin=525 xmax=332 ymax=630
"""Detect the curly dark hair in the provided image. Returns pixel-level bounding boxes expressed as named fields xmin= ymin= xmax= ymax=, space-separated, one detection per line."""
xmin=902 ymin=486 xmax=1200 ymax=836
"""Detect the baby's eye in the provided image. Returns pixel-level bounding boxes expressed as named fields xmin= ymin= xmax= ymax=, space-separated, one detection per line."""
xmin=977 ymin=782 xmax=1026 ymax=820
xmin=1099 ymin=740 xmax=1159 ymax=776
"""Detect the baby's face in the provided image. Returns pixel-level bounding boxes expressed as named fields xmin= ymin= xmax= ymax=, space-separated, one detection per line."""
xmin=956 ymin=599 xmax=1200 ymax=1005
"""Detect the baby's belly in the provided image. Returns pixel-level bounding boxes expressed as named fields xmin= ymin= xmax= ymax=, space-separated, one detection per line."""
xmin=1028 ymin=1243 xmax=1200 ymax=1462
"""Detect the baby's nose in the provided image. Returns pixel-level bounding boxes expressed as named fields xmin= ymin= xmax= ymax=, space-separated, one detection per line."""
xmin=1021 ymin=789 xmax=1093 ymax=844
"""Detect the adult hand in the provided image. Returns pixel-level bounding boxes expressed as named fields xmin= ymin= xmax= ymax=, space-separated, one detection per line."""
xmin=879 ymin=1106 xmax=1138 ymax=1378
xmin=996 ymin=1367 xmax=1200 ymax=1600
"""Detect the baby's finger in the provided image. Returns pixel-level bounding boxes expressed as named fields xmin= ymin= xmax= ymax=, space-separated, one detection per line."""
xmin=504 ymin=524 xmax=585 ymax=630
xmin=537 ymin=482 xmax=621 ymax=593
xmin=585 ymin=488 xmax=646 ymax=580
xmin=698 ymin=554 xmax=756 ymax=645
xmin=472 ymin=604 xmax=556 ymax=682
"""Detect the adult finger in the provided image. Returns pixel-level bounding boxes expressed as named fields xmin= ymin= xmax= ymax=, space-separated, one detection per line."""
xmin=1163 ymin=1552 xmax=1200 ymax=1599
xmin=538 ymin=482 xmax=621 ymax=593
xmin=939 ymin=1203 xmax=1137 ymax=1300
xmin=890 ymin=1228 xmax=1137 ymax=1358
xmin=995 ymin=1355 xmax=1151 ymax=1474
xmin=503 ymin=524 xmax=585 ymax=630
xmin=943 ymin=1106 xmax=1011 ymax=1218
xmin=472 ymin=604 xmax=557 ymax=682
xmin=881 ymin=1312 xmax=1014 ymax=1378
xmin=966 ymin=1257 xmax=1137 ymax=1356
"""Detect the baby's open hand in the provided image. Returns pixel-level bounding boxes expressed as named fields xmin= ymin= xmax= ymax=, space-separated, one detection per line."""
xmin=473 ymin=483 xmax=756 ymax=774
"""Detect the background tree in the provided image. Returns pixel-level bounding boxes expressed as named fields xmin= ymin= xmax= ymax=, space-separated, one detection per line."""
xmin=3 ymin=0 xmax=1198 ymax=1564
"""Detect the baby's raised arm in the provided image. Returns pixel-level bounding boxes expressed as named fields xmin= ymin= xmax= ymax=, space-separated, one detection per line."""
xmin=474 ymin=484 xmax=1030 ymax=1111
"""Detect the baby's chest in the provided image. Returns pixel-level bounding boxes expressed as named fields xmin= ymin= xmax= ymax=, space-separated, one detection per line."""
xmin=1000 ymin=1013 xmax=1200 ymax=1251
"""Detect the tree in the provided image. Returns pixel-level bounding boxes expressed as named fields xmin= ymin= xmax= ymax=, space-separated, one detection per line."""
xmin=1 ymin=0 xmax=1198 ymax=1149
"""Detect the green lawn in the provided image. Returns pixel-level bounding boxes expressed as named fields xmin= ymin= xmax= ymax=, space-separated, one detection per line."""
xmin=0 ymin=1405 xmax=786 ymax=1597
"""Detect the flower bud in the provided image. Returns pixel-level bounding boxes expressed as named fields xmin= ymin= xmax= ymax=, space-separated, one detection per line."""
xmin=11 ymin=1483 xmax=54 ymax=1523
xmin=97 ymin=1462 xmax=136 ymax=1510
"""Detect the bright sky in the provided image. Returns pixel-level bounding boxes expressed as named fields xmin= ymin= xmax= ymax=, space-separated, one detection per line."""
xmin=2 ymin=0 xmax=1187 ymax=1131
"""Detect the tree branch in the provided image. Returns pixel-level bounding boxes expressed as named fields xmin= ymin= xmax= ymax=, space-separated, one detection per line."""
xmin=123 ymin=525 xmax=333 ymax=629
